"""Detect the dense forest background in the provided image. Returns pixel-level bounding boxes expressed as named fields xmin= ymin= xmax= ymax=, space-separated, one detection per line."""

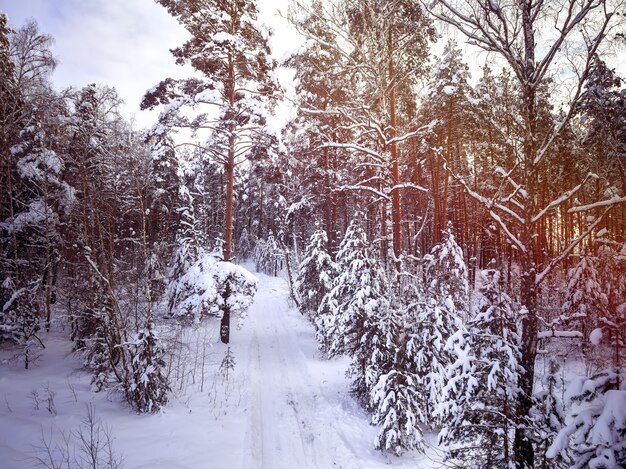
xmin=1 ymin=0 xmax=626 ymax=467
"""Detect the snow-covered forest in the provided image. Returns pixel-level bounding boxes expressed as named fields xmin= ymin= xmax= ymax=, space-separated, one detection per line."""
xmin=1 ymin=0 xmax=626 ymax=467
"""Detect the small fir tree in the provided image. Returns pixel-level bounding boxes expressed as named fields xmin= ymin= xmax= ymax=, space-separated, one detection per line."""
xmin=561 ymin=248 xmax=606 ymax=359
xmin=437 ymin=269 xmax=523 ymax=468
xmin=295 ymin=229 xmax=336 ymax=321
xmin=316 ymin=218 xmax=387 ymax=358
xmin=124 ymin=326 xmax=170 ymax=413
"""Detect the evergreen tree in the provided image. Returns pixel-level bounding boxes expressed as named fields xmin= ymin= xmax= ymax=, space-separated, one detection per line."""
xmin=371 ymin=368 xmax=424 ymax=456
xmin=368 ymin=305 xmax=426 ymax=455
xmin=316 ymin=218 xmax=387 ymax=357
xmin=561 ymin=248 xmax=606 ymax=360
xmin=530 ymin=358 xmax=567 ymax=469
xmin=425 ymin=222 xmax=469 ymax=318
xmin=142 ymin=0 xmax=280 ymax=261
xmin=295 ymin=229 xmax=336 ymax=320
xmin=143 ymin=0 xmax=279 ymax=343
xmin=547 ymin=371 xmax=626 ymax=468
xmin=437 ymin=269 xmax=523 ymax=468
xmin=408 ymin=223 xmax=468 ymax=418
xmin=124 ymin=326 xmax=170 ymax=413
xmin=419 ymin=42 xmax=477 ymax=245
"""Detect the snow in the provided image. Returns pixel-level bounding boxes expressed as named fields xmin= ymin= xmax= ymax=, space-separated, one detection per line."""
xmin=0 ymin=269 xmax=441 ymax=468
xmin=194 ymin=88 xmax=221 ymax=103
xmin=442 ymin=85 xmax=456 ymax=95
xmin=591 ymin=391 xmax=626 ymax=447
xmin=589 ymin=327 xmax=603 ymax=345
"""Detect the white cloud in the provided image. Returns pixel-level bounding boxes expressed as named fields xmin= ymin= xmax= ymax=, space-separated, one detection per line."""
xmin=2 ymin=0 xmax=303 ymax=130
xmin=3 ymin=0 xmax=190 ymax=128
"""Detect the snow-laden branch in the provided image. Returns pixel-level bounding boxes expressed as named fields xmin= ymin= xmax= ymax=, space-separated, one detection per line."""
xmin=535 ymin=205 xmax=613 ymax=285
xmin=531 ymin=173 xmax=597 ymax=223
xmin=320 ymin=142 xmax=385 ymax=163
xmin=386 ymin=122 xmax=436 ymax=146
xmin=537 ymin=330 xmax=583 ymax=340
xmin=333 ymin=184 xmax=391 ymax=201
xmin=387 ymin=182 xmax=428 ymax=193
xmin=568 ymin=195 xmax=626 ymax=213
xmin=454 ymin=170 xmax=526 ymax=225
xmin=489 ymin=210 xmax=527 ymax=253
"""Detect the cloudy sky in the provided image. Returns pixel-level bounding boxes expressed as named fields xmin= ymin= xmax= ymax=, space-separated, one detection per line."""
xmin=2 ymin=0 xmax=624 ymax=131
xmin=1 ymin=0 xmax=297 ymax=129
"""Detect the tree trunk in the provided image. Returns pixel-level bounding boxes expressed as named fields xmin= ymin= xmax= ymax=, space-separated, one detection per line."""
xmin=388 ymin=28 xmax=402 ymax=261
xmin=224 ymin=55 xmax=236 ymax=263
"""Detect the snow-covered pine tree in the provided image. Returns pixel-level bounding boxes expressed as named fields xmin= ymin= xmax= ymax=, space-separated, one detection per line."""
xmin=254 ymin=232 xmax=283 ymax=276
xmin=295 ymin=229 xmax=336 ymax=321
xmin=124 ymin=326 xmax=170 ymax=413
xmin=595 ymin=244 xmax=626 ymax=380
xmin=0 ymin=278 xmax=42 ymax=369
xmin=419 ymin=42 xmax=477 ymax=245
xmin=316 ymin=218 xmax=387 ymax=358
xmin=143 ymin=0 xmax=279 ymax=343
xmin=367 ymin=304 xmax=427 ymax=455
xmin=166 ymin=184 xmax=202 ymax=317
xmin=371 ymin=368 xmax=424 ymax=456
xmin=547 ymin=371 xmax=626 ymax=468
xmin=350 ymin=297 xmax=396 ymax=409
xmin=424 ymin=222 xmax=469 ymax=319
xmin=530 ymin=358 xmax=567 ymax=469
xmin=437 ymin=269 xmax=523 ymax=468
xmin=142 ymin=0 xmax=279 ymax=263
xmin=561 ymin=248 xmax=606 ymax=360
xmin=547 ymin=244 xmax=626 ymax=468
xmin=412 ymin=223 xmax=468 ymax=420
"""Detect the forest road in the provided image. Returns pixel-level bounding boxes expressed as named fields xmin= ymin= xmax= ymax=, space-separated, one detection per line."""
xmin=239 ymin=272 xmax=362 ymax=469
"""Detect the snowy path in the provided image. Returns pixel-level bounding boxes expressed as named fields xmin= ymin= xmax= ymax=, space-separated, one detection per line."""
xmin=239 ymin=274 xmax=360 ymax=469
xmin=0 ymin=269 xmax=438 ymax=468
xmin=234 ymin=271 xmax=437 ymax=469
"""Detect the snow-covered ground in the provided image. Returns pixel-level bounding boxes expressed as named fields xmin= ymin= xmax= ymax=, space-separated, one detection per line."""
xmin=0 ymin=270 xmax=441 ymax=468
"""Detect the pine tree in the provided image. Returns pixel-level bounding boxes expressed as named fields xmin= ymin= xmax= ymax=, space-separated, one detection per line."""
xmin=410 ymin=223 xmax=468 ymax=418
xmin=419 ymin=42 xmax=477 ymax=244
xmin=144 ymin=0 xmax=279 ymax=343
xmin=143 ymin=0 xmax=279 ymax=261
xmin=316 ymin=218 xmax=387 ymax=357
xmin=530 ymin=358 xmax=567 ymax=469
xmin=367 ymin=305 xmax=427 ymax=455
xmin=547 ymin=371 xmax=626 ymax=468
xmin=124 ymin=326 xmax=170 ymax=413
xmin=561 ymin=248 xmax=606 ymax=360
xmin=425 ymin=223 xmax=469 ymax=319
xmin=295 ymin=229 xmax=336 ymax=321
xmin=437 ymin=269 xmax=523 ymax=468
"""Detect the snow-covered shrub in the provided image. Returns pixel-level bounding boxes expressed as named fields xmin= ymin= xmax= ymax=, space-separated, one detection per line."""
xmin=166 ymin=252 xmax=257 ymax=322
xmin=254 ymin=233 xmax=284 ymax=276
xmin=0 ymin=278 xmax=43 ymax=369
xmin=295 ymin=229 xmax=336 ymax=321
xmin=123 ymin=327 xmax=170 ymax=413
xmin=437 ymin=269 xmax=523 ymax=468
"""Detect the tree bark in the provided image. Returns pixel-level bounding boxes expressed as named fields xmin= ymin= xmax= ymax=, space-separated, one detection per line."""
xmin=388 ymin=28 xmax=402 ymax=261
